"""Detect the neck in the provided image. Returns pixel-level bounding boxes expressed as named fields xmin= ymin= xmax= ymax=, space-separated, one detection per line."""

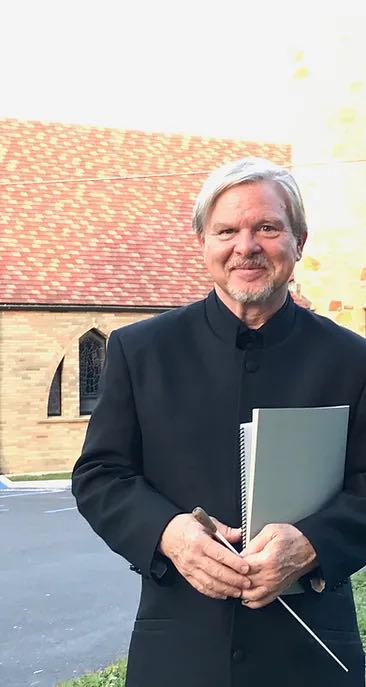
xmin=215 ymin=284 xmax=289 ymax=329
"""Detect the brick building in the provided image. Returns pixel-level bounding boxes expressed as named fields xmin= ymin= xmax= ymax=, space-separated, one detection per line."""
xmin=0 ymin=119 xmax=294 ymax=474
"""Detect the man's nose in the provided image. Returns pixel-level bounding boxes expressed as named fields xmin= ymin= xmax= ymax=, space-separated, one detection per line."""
xmin=234 ymin=229 xmax=262 ymax=255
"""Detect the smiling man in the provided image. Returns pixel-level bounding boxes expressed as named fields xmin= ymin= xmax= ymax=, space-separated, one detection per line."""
xmin=73 ymin=158 xmax=366 ymax=687
xmin=199 ymin=180 xmax=306 ymax=324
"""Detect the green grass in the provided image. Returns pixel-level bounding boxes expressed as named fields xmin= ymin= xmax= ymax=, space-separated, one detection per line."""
xmin=56 ymin=572 xmax=366 ymax=686
xmin=8 ymin=472 xmax=71 ymax=481
xmin=352 ymin=570 xmax=366 ymax=647
xmin=56 ymin=660 xmax=127 ymax=687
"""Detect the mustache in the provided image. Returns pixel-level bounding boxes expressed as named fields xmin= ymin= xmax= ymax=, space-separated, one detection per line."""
xmin=227 ymin=257 xmax=270 ymax=270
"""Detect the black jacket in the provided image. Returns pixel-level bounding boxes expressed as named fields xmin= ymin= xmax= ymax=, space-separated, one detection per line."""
xmin=72 ymin=292 xmax=366 ymax=686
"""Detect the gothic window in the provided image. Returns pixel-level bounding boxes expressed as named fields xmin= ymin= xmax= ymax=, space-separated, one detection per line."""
xmin=47 ymin=358 xmax=64 ymax=417
xmin=79 ymin=329 xmax=106 ymax=415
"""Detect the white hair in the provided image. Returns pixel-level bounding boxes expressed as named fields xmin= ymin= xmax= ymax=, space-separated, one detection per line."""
xmin=192 ymin=157 xmax=308 ymax=240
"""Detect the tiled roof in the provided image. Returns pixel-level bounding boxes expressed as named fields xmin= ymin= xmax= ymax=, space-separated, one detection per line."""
xmin=0 ymin=119 xmax=291 ymax=307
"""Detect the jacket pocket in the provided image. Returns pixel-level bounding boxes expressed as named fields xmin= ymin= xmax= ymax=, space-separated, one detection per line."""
xmin=126 ymin=620 xmax=227 ymax=687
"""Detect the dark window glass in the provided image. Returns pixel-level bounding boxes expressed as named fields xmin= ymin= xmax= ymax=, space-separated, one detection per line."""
xmin=47 ymin=359 xmax=63 ymax=417
xmin=79 ymin=330 xmax=106 ymax=415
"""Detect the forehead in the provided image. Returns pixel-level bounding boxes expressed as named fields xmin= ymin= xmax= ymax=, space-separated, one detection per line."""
xmin=208 ymin=180 xmax=290 ymax=223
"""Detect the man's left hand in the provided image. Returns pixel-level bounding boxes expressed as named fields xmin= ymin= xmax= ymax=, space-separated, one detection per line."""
xmin=240 ymin=523 xmax=317 ymax=609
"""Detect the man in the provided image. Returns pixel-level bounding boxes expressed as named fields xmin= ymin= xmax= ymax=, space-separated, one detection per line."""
xmin=72 ymin=158 xmax=366 ymax=686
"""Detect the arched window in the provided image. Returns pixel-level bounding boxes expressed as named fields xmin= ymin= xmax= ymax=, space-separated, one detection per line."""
xmin=47 ymin=358 xmax=64 ymax=417
xmin=79 ymin=329 xmax=106 ymax=415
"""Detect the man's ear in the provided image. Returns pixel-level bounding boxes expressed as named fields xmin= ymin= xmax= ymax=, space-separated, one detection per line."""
xmin=296 ymin=232 xmax=307 ymax=261
xmin=196 ymin=231 xmax=205 ymax=249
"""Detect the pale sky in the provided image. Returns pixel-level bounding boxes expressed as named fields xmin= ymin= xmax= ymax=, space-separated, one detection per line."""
xmin=1 ymin=0 xmax=366 ymax=142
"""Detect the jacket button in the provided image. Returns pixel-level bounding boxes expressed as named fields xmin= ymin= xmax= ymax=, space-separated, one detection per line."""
xmin=232 ymin=648 xmax=245 ymax=663
xmin=332 ymin=582 xmax=342 ymax=589
xmin=245 ymin=360 xmax=259 ymax=373
xmin=129 ymin=564 xmax=142 ymax=575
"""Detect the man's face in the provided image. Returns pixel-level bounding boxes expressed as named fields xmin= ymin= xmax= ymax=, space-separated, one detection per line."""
xmin=199 ymin=180 xmax=307 ymax=308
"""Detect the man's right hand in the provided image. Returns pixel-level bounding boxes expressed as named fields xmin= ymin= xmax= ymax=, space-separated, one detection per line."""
xmin=159 ymin=513 xmax=250 ymax=599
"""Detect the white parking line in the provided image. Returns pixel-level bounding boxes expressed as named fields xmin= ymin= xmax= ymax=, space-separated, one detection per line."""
xmin=44 ymin=507 xmax=77 ymax=513
xmin=0 ymin=489 xmax=67 ymax=498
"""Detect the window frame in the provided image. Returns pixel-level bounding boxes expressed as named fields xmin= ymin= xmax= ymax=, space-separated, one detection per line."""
xmin=79 ymin=329 xmax=106 ymax=416
xmin=47 ymin=358 xmax=64 ymax=417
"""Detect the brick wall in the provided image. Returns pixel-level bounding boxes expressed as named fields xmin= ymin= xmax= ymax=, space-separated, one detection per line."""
xmin=2 ymin=300 xmax=365 ymax=477
xmin=0 ymin=309 xmax=154 ymax=474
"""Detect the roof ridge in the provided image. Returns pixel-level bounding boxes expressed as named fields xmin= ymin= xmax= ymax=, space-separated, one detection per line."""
xmin=0 ymin=117 xmax=291 ymax=149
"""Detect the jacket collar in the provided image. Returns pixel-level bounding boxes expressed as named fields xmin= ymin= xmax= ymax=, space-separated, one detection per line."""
xmin=205 ymin=288 xmax=296 ymax=348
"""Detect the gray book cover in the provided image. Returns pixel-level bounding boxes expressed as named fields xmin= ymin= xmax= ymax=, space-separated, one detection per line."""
xmin=240 ymin=405 xmax=349 ymax=594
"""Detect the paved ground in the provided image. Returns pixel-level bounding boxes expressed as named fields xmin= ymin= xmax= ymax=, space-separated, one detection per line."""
xmin=0 ymin=487 xmax=140 ymax=687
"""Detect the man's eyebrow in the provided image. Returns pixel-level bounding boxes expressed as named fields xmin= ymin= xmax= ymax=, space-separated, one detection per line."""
xmin=253 ymin=217 xmax=287 ymax=227
xmin=244 ymin=213 xmax=287 ymax=225
xmin=210 ymin=222 xmax=232 ymax=231
xmin=210 ymin=218 xmax=286 ymax=231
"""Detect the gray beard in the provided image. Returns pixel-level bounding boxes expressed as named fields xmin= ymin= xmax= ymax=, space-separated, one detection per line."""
xmin=226 ymin=280 xmax=276 ymax=304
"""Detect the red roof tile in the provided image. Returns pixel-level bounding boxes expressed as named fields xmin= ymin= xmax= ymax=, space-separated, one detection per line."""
xmin=0 ymin=119 xmax=291 ymax=307
xmin=329 ymin=300 xmax=343 ymax=312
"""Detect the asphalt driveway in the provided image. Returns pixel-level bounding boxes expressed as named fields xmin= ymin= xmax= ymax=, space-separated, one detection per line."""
xmin=0 ymin=487 xmax=140 ymax=687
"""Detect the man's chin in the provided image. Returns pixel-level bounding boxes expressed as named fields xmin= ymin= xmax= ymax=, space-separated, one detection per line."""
xmin=227 ymin=284 xmax=275 ymax=304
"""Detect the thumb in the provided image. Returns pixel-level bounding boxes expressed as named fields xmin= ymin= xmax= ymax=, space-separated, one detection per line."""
xmin=212 ymin=518 xmax=242 ymax=543
xmin=243 ymin=525 xmax=273 ymax=555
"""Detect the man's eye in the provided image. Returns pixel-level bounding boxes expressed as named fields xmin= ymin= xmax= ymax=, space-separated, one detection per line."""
xmin=259 ymin=225 xmax=280 ymax=235
xmin=219 ymin=228 xmax=235 ymax=235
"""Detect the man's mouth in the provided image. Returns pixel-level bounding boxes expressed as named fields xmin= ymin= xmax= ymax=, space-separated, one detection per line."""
xmin=230 ymin=264 xmax=267 ymax=272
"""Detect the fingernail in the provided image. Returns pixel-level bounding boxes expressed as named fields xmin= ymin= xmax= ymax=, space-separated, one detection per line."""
xmin=219 ymin=596 xmax=227 ymax=600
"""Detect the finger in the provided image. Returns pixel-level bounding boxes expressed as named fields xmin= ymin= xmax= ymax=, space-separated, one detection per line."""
xmin=242 ymin=592 xmax=278 ymax=609
xmin=212 ymin=518 xmax=242 ymax=544
xmin=240 ymin=551 xmax=268 ymax=574
xmin=245 ymin=572 xmax=279 ymax=591
xmin=177 ymin=532 xmax=251 ymax=590
xmin=199 ymin=555 xmax=252 ymax=591
xmin=203 ymin=537 xmax=250 ymax=576
xmin=240 ymin=585 xmax=269 ymax=604
xmin=244 ymin=547 xmax=296 ymax=581
xmin=246 ymin=564 xmax=293 ymax=589
xmin=189 ymin=569 xmax=244 ymax=600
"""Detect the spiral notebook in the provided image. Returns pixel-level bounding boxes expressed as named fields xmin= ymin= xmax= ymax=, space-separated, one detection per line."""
xmin=239 ymin=405 xmax=349 ymax=594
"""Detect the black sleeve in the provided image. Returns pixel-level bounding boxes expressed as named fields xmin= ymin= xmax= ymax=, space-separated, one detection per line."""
xmin=295 ymin=383 xmax=366 ymax=589
xmin=72 ymin=330 xmax=182 ymax=578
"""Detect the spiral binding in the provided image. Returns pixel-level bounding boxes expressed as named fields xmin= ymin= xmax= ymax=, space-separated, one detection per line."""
xmin=239 ymin=424 xmax=247 ymax=552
